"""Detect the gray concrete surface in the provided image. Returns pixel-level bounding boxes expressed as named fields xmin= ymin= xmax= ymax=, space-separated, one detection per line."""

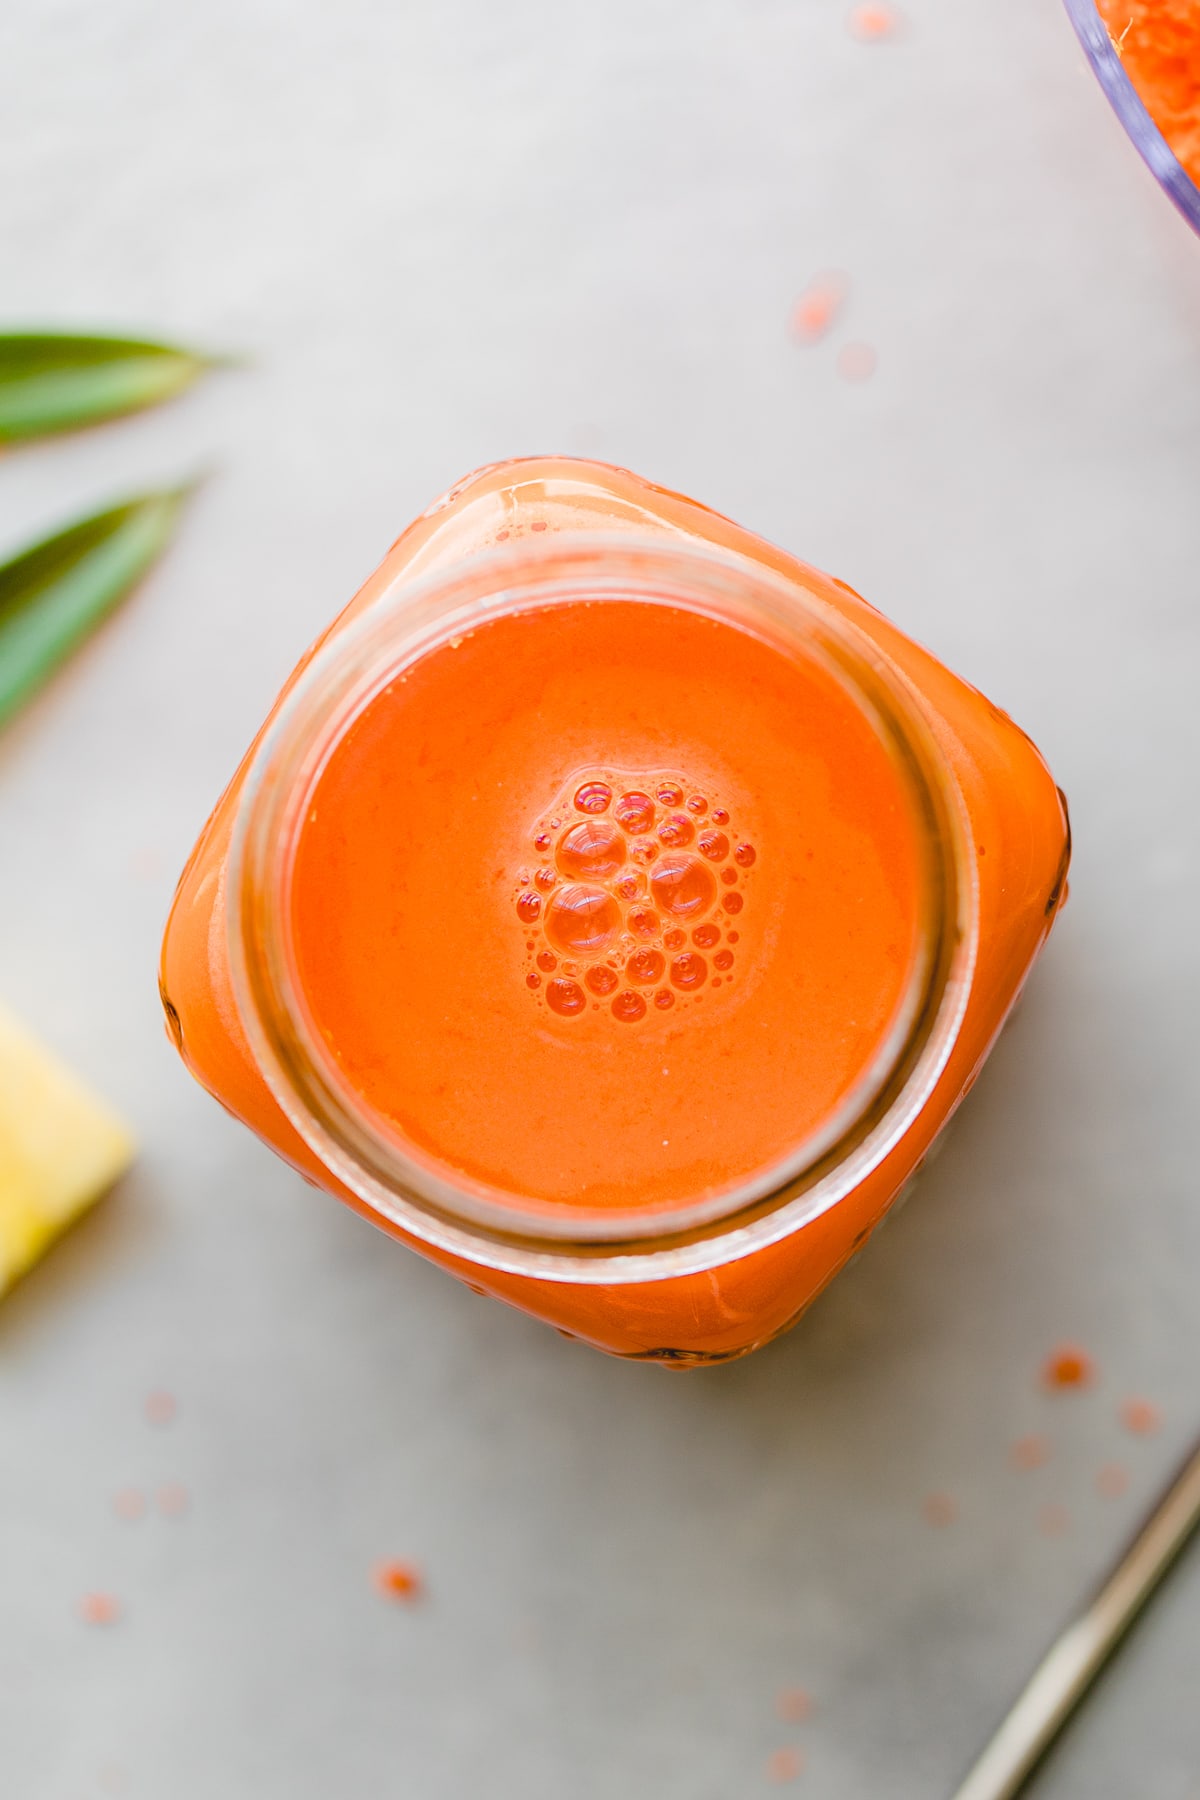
xmin=2 ymin=3 xmax=1199 ymax=1795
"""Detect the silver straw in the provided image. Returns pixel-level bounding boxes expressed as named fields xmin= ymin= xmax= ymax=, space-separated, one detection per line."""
xmin=951 ymin=1435 xmax=1200 ymax=1800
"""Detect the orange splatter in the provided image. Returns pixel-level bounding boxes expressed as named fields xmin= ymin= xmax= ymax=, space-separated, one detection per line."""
xmin=373 ymin=1559 xmax=423 ymax=1603
xmin=1010 ymin=1433 xmax=1052 ymax=1471
xmin=789 ymin=273 xmax=849 ymax=344
xmin=1120 ymin=1397 xmax=1162 ymax=1436
xmin=157 ymin=1482 xmax=189 ymax=1518
xmin=1041 ymin=1345 xmax=1096 ymax=1391
xmin=1037 ymin=1503 xmax=1071 ymax=1538
xmin=767 ymin=1747 xmax=804 ymax=1782
xmin=776 ymin=1686 xmax=813 ymax=1723
xmin=79 ymin=1591 xmax=121 ymax=1626
xmin=113 ymin=1487 xmax=145 ymax=1521
xmin=1097 ymin=1463 xmax=1131 ymax=1499
xmin=144 ymin=1390 xmax=176 ymax=1426
xmin=850 ymin=3 xmax=900 ymax=40
xmin=837 ymin=342 xmax=878 ymax=382
xmin=923 ymin=1492 xmax=957 ymax=1527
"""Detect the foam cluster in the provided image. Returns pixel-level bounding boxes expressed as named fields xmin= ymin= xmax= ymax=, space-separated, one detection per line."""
xmin=514 ymin=773 xmax=755 ymax=1024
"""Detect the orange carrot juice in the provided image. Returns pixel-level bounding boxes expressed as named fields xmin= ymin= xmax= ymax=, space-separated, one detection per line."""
xmin=161 ymin=459 xmax=1069 ymax=1363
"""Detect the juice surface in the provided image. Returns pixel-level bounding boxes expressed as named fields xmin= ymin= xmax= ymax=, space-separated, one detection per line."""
xmin=1098 ymin=0 xmax=1200 ymax=187
xmin=290 ymin=596 xmax=926 ymax=1214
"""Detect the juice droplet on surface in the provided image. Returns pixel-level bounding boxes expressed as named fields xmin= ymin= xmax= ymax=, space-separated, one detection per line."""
xmin=534 ymin=831 xmax=551 ymax=851
xmin=655 ymin=782 xmax=683 ymax=806
xmin=650 ymin=855 xmax=717 ymax=921
xmin=1011 ymin=1433 xmax=1051 ymax=1471
xmin=658 ymin=812 xmax=695 ymax=849
xmin=726 ymin=930 xmax=739 ymax=944
xmin=627 ymin=948 xmax=666 ymax=985
xmin=526 ymin=972 xmax=541 ymax=990
xmin=611 ymin=990 xmax=647 ymax=1023
xmin=1120 ymin=1398 xmax=1162 ymax=1436
xmin=663 ymin=927 xmax=686 ymax=951
xmin=698 ymin=829 xmax=729 ymax=862
xmin=534 ymin=868 xmax=557 ymax=891
xmin=714 ymin=949 xmax=734 ymax=971
xmin=516 ymin=891 xmax=541 ymax=923
xmin=614 ymin=791 xmax=655 ymax=833
xmin=557 ymin=818 xmax=626 ymax=880
xmin=1097 ymin=1464 xmax=1130 ymax=1499
xmin=692 ymin=922 xmax=720 ymax=949
xmin=722 ymin=891 xmax=744 ymax=915
xmin=1041 ymin=1345 xmax=1095 ymax=1390
xmin=721 ymin=866 xmax=738 ymax=886
xmin=922 ymin=1492 xmax=957 ymax=1528
xmin=628 ymin=905 xmax=660 ymax=940
xmin=711 ymin=807 xmax=730 ymax=825
xmin=545 ymin=977 xmax=586 ymax=1017
xmin=79 ymin=1592 xmax=121 ymax=1626
xmin=573 ymin=781 xmax=613 ymax=814
xmin=686 ymin=794 xmax=707 ymax=814
xmin=544 ymin=885 xmax=622 ymax=956
xmin=670 ymin=951 xmax=707 ymax=990
xmin=536 ymin=950 xmax=557 ymax=972
xmin=373 ymin=1559 xmax=423 ymax=1602
xmin=654 ymin=989 xmax=675 ymax=1010
xmin=585 ymin=964 xmax=619 ymax=996
xmin=734 ymin=842 xmax=757 ymax=867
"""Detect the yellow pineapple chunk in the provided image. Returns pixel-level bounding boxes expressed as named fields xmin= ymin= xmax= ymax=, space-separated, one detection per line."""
xmin=0 ymin=1004 xmax=135 ymax=1294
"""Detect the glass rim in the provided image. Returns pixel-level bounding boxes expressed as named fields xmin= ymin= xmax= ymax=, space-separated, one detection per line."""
xmin=227 ymin=533 xmax=978 ymax=1283
xmin=1064 ymin=0 xmax=1200 ymax=238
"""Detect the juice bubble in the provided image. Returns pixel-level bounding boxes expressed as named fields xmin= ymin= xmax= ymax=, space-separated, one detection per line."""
xmin=692 ymin=922 xmax=720 ymax=949
xmin=658 ymin=813 xmax=695 ymax=849
xmin=650 ymin=855 xmax=717 ymax=921
xmin=664 ymin=927 xmax=686 ymax=950
xmin=534 ymin=868 xmax=557 ymax=891
xmin=698 ymin=830 xmax=729 ymax=862
xmin=534 ymin=832 xmax=551 ymax=851
xmin=714 ymin=949 xmax=734 ymax=971
xmin=612 ymin=990 xmax=647 ymax=1023
xmin=721 ymin=867 xmax=738 ymax=886
xmin=585 ymin=964 xmax=619 ymax=996
xmin=615 ymin=872 xmax=645 ymax=901
xmin=558 ymin=819 xmax=626 ymax=880
xmin=734 ymin=843 xmax=757 ymax=867
xmin=654 ymin=989 xmax=675 ymax=1010
xmin=628 ymin=906 xmax=660 ymax=940
xmin=574 ymin=781 xmax=613 ymax=814
xmin=686 ymin=795 xmax=708 ymax=815
xmin=516 ymin=891 xmax=541 ymax=923
xmin=670 ymin=951 xmax=708 ymax=990
xmin=546 ymin=977 xmax=586 ymax=1017
xmin=632 ymin=839 xmax=657 ymax=863
xmin=536 ymin=950 xmax=557 ymax=972
xmin=656 ymin=782 xmax=684 ymax=806
xmin=614 ymin=791 xmax=655 ymax=833
xmin=526 ymin=972 xmax=541 ymax=989
xmin=726 ymin=931 xmax=739 ymax=944
xmin=723 ymin=891 xmax=744 ymax=915
xmin=712 ymin=807 xmax=730 ymax=825
xmin=627 ymin=948 xmax=666 ymax=985
xmin=545 ymin=885 xmax=622 ymax=956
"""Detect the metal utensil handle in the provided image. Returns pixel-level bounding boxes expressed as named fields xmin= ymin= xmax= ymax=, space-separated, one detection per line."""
xmin=951 ymin=1435 xmax=1200 ymax=1800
